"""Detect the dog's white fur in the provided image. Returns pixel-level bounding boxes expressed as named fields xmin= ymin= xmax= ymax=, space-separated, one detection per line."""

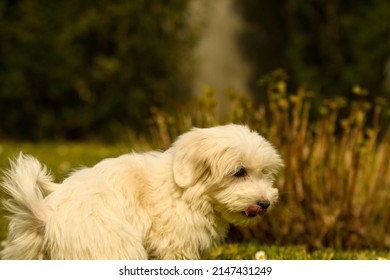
xmin=1 ymin=124 xmax=282 ymax=260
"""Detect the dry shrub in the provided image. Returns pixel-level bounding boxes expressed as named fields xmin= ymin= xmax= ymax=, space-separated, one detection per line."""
xmin=149 ymin=70 xmax=390 ymax=250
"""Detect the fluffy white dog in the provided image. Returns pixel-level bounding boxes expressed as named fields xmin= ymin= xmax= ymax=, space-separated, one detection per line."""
xmin=1 ymin=124 xmax=282 ymax=260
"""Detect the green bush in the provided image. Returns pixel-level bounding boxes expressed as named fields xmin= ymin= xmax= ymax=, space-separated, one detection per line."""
xmin=235 ymin=0 xmax=390 ymax=102
xmin=0 ymin=0 xmax=194 ymax=140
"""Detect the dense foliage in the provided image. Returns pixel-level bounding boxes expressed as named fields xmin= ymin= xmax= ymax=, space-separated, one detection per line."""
xmin=235 ymin=0 xmax=390 ymax=101
xmin=0 ymin=0 xmax=193 ymax=140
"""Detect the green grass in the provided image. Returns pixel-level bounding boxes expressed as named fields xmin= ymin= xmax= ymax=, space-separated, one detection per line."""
xmin=0 ymin=141 xmax=132 ymax=178
xmin=210 ymin=243 xmax=390 ymax=260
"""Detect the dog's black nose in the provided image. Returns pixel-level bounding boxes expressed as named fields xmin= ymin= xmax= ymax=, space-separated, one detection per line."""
xmin=257 ymin=200 xmax=270 ymax=209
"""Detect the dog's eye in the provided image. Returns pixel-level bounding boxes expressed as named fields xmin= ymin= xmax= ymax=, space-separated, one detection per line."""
xmin=234 ymin=168 xmax=247 ymax=177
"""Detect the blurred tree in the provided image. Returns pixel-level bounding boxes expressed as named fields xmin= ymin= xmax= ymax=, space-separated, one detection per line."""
xmin=0 ymin=0 xmax=194 ymax=140
xmin=235 ymin=0 xmax=390 ymax=102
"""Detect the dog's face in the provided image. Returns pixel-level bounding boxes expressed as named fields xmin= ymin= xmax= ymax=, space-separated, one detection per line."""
xmin=172 ymin=124 xmax=283 ymax=226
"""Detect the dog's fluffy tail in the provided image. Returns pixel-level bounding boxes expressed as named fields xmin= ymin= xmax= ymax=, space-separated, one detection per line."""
xmin=1 ymin=153 xmax=56 ymax=259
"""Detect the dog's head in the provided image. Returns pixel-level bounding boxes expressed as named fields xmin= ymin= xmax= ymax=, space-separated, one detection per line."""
xmin=171 ymin=124 xmax=283 ymax=226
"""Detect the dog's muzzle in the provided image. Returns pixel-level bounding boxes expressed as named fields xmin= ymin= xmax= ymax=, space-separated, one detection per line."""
xmin=244 ymin=200 xmax=270 ymax=218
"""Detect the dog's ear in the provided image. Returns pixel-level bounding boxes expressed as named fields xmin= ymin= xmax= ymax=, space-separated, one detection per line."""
xmin=172 ymin=128 xmax=210 ymax=188
xmin=172 ymin=150 xmax=196 ymax=187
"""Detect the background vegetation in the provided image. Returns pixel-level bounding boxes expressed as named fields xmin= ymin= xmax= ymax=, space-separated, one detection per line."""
xmin=0 ymin=0 xmax=194 ymax=140
xmin=1 ymin=0 xmax=389 ymax=140
xmin=0 ymin=0 xmax=389 ymax=258
xmin=235 ymin=0 xmax=390 ymax=102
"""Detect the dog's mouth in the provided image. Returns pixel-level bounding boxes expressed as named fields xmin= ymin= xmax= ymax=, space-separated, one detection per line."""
xmin=242 ymin=200 xmax=270 ymax=218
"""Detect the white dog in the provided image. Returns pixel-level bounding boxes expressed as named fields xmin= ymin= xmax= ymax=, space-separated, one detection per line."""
xmin=1 ymin=124 xmax=282 ymax=260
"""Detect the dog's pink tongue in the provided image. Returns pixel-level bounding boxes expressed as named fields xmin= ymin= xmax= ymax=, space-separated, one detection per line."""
xmin=245 ymin=205 xmax=263 ymax=217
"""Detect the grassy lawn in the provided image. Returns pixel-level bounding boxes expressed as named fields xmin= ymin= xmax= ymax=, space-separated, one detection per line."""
xmin=0 ymin=141 xmax=389 ymax=260
xmin=211 ymin=243 xmax=390 ymax=260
